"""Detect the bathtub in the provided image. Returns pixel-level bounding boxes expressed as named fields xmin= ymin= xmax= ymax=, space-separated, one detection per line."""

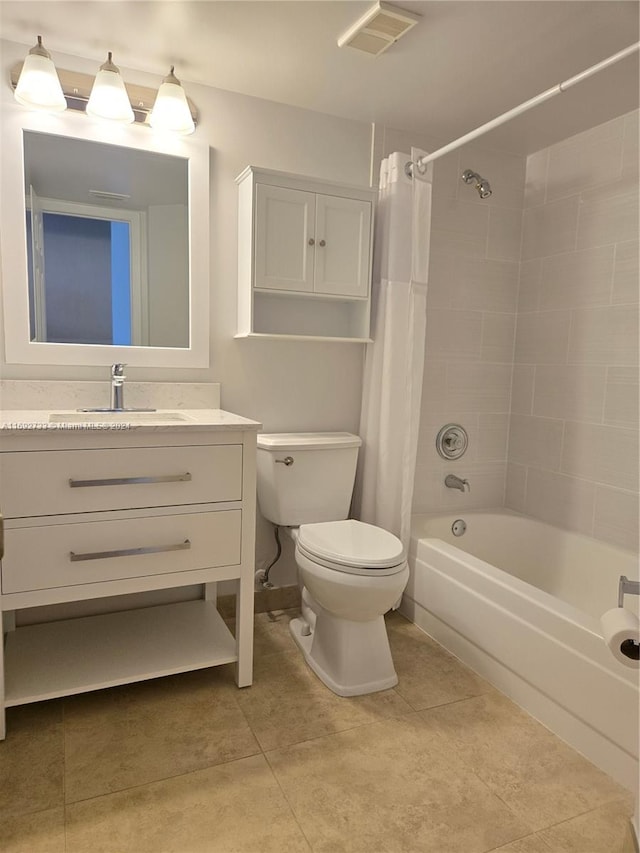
xmin=401 ymin=510 xmax=639 ymax=792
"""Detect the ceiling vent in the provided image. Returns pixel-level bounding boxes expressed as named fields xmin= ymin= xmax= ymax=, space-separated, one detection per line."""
xmin=337 ymin=1 xmax=421 ymax=56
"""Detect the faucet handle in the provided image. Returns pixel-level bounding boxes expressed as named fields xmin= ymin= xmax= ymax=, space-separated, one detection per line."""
xmin=111 ymin=363 xmax=126 ymax=380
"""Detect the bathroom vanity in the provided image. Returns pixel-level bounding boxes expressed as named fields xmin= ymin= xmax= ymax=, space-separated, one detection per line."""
xmin=0 ymin=409 xmax=260 ymax=739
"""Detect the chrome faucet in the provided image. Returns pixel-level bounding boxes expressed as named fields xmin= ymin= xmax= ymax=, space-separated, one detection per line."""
xmin=110 ymin=363 xmax=126 ymax=410
xmin=445 ymin=474 xmax=470 ymax=493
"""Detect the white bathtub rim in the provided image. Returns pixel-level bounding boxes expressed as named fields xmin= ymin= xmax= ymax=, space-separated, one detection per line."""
xmin=410 ymin=509 xmax=639 ymax=631
xmin=410 ymin=507 xmax=638 ymax=563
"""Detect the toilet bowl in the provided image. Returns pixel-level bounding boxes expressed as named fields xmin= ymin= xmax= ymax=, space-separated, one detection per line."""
xmin=255 ymin=432 xmax=408 ymax=697
xmin=288 ymin=519 xmax=409 ymax=696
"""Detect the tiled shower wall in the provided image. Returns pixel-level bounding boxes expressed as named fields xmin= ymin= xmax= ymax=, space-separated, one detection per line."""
xmin=505 ymin=109 xmax=639 ymax=551
xmin=410 ymin=142 xmax=525 ymax=512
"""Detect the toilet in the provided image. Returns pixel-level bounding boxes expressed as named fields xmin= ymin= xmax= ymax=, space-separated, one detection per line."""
xmin=256 ymin=432 xmax=409 ymax=697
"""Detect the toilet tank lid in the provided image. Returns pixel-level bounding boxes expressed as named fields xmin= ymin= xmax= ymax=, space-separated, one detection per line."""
xmin=257 ymin=432 xmax=362 ymax=451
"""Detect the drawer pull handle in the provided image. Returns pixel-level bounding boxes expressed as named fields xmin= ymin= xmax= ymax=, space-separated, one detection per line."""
xmin=69 ymin=473 xmax=192 ymax=488
xmin=70 ymin=539 xmax=191 ymax=562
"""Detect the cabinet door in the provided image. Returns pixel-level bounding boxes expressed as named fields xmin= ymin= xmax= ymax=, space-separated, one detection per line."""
xmin=254 ymin=184 xmax=315 ymax=292
xmin=313 ymin=195 xmax=371 ymax=298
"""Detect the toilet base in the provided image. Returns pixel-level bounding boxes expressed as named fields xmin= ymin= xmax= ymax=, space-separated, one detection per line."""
xmin=289 ymin=609 xmax=399 ymax=697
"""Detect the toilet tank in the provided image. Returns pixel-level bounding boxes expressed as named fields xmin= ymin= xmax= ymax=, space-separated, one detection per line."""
xmin=256 ymin=432 xmax=362 ymax=527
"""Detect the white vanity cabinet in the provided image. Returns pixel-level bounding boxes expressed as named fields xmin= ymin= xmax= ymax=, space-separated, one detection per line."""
xmin=0 ymin=412 xmax=260 ymax=740
xmin=236 ymin=166 xmax=376 ymax=342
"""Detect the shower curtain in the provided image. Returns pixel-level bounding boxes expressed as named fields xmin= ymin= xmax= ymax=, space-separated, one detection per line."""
xmin=354 ymin=149 xmax=432 ymax=552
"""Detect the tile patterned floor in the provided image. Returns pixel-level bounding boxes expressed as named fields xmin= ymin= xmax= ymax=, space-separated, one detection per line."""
xmin=0 ymin=609 xmax=634 ymax=853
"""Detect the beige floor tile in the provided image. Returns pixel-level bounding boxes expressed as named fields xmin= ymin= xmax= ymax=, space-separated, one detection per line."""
xmin=488 ymin=834 xmax=553 ymax=852
xmin=536 ymin=799 xmax=634 ymax=853
xmin=64 ymin=754 xmax=311 ymax=853
xmin=0 ymin=702 xmax=64 ymax=819
xmin=423 ymin=693 xmax=628 ymax=831
xmin=0 ymin=807 xmax=65 ymax=853
xmin=386 ymin=614 xmax=494 ymax=710
xmin=63 ymin=666 xmax=260 ymax=803
xmin=227 ymin=608 xmax=302 ymax=658
xmin=237 ymin=649 xmax=413 ymax=750
xmin=267 ymin=714 xmax=531 ymax=853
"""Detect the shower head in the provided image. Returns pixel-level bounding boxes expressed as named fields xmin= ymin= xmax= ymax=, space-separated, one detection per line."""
xmin=462 ymin=169 xmax=492 ymax=199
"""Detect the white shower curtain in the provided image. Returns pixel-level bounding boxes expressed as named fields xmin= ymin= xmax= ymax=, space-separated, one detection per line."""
xmin=354 ymin=149 xmax=432 ymax=552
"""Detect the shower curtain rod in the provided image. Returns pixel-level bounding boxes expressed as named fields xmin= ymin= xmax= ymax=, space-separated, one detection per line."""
xmin=408 ymin=41 xmax=640 ymax=173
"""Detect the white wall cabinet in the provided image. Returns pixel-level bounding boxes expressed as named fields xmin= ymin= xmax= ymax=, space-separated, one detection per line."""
xmin=237 ymin=166 xmax=376 ymax=342
xmin=0 ymin=417 xmax=259 ymax=739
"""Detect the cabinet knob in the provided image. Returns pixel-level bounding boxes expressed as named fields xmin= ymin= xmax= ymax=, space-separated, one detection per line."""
xmin=308 ymin=238 xmax=315 ymax=246
xmin=319 ymin=239 xmax=326 ymax=247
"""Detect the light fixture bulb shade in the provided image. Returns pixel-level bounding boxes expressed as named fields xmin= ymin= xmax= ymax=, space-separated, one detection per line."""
xmin=150 ymin=79 xmax=195 ymax=134
xmin=86 ymin=67 xmax=134 ymax=123
xmin=14 ymin=52 xmax=66 ymax=112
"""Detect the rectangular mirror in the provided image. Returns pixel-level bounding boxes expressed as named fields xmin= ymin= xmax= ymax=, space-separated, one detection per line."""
xmin=1 ymin=108 xmax=209 ymax=367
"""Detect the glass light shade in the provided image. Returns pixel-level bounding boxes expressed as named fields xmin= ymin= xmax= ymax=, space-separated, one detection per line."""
xmin=86 ymin=58 xmax=134 ymax=123
xmin=150 ymin=70 xmax=195 ymax=135
xmin=14 ymin=52 xmax=66 ymax=112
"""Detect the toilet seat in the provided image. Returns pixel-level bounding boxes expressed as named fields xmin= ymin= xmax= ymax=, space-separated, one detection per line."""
xmin=296 ymin=519 xmax=406 ymax=577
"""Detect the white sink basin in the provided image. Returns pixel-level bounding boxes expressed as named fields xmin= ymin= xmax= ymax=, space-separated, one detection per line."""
xmin=48 ymin=411 xmax=194 ymax=424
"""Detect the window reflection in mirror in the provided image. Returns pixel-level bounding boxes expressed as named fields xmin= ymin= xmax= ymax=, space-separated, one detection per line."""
xmin=23 ymin=131 xmax=190 ymax=348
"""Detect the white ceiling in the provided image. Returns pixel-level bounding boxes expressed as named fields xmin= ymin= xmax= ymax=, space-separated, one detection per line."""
xmin=1 ymin=1 xmax=638 ymax=154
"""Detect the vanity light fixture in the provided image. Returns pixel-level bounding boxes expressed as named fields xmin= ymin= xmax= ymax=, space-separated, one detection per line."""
xmin=10 ymin=45 xmax=198 ymax=132
xmin=86 ymin=52 xmax=135 ymax=123
xmin=13 ymin=36 xmax=66 ymax=112
xmin=149 ymin=67 xmax=195 ymax=135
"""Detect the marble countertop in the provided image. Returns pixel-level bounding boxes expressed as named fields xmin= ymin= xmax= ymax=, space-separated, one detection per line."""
xmin=0 ymin=409 xmax=262 ymax=434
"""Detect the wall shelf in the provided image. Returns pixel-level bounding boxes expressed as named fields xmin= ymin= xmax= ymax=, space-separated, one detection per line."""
xmin=236 ymin=166 xmax=375 ymax=342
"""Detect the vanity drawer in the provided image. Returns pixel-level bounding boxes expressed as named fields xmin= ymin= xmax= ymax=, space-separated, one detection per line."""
xmin=0 ymin=445 xmax=242 ymax=518
xmin=1 ymin=509 xmax=242 ymax=594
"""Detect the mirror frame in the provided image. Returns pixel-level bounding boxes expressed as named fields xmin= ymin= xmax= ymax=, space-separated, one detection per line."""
xmin=1 ymin=104 xmax=210 ymax=367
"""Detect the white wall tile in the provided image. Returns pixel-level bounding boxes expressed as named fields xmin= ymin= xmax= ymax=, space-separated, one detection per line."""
xmin=521 ymin=197 xmax=579 ymax=260
xmin=524 ymin=150 xmax=548 ymax=209
xmin=504 ymin=462 xmax=527 ymax=513
xmin=517 ymin=259 xmax=541 ymax=312
xmin=604 ymin=367 xmax=639 ymax=427
xmin=510 ymin=365 xmax=534 ymax=415
xmin=487 ymin=207 xmax=522 ymax=261
xmin=430 ymin=197 xmax=489 ymax=258
xmin=426 ymin=310 xmax=482 ymax=361
xmin=508 ymin=414 xmax=564 ymax=470
xmin=532 ymin=365 xmax=606 ymax=423
xmin=568 ymin=305 xmax=639 ymax=365
xmin=428 ymin=251 xmax=519 ymax=312
xmin=476 ymin=413 xmax=510 ymax=461
xmin=612 ymin=240 xmax=639 ymax=304
xmin=545 ymin=116 xmax=624 ymax=202
xmin=561 ymin=421 xmax=639 ymax=492
xmin=481 ymin=313 xmax=516 ymax=363
xmin=621 ymin=110 xmax=639 ymax=180
xmin=593 ymin=486 xmax=639 ymax=553
xmin=524 ymin=467 xmax=596 ymax=537
xmin=538 ymin=246 xmax=614 ymax=310
xmin=514 ymin=310 xmax=571 ymax=364
xmin=505 ymin=110 xmax=640 ymax=551
xmin=447 ymin=363 xmax=512 ymax=413
xmin=577 ymin=181 xmax=639 ymax=249
xmin=421 ymin=357 xmax=447 ymax=414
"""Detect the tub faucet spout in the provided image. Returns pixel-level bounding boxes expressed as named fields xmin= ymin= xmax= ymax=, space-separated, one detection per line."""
xmin=445 ymin=474 xmax=470 ymax=492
